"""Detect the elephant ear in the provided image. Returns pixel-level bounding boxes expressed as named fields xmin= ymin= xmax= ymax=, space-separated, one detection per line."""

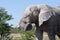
xmin=39 ymin=10 xmax=53 ymax=26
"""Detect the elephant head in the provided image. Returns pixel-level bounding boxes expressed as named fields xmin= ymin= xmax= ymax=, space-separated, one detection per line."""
xmin=19 ymin=16 xmax=32 ymax=31
xmin=19 ymin=5 xmax=54 ymax=31
xmin=19 ymin=5 xmax=40 ymax=31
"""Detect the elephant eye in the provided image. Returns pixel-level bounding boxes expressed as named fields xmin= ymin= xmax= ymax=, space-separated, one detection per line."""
xmin=24 ymin=22 xmax=27 ymax=24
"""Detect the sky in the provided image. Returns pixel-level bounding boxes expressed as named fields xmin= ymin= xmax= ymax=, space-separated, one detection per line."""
xmin=0 ymin=0 xmax=60 ymax=27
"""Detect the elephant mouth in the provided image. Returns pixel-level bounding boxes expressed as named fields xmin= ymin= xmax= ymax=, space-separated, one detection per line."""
xmin=25 ymin=24 xmax=32 ymax=31
xmin=19 ymin=24 xmax=32 ymax=31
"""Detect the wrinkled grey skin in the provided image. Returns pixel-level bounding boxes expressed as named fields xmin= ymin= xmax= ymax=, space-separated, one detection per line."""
xmin=19 ymin=4 xmax=60 ymax=40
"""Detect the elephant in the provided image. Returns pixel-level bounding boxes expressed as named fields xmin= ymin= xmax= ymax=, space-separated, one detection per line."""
xmin=19 ymin=4 xmax=60 ymax=40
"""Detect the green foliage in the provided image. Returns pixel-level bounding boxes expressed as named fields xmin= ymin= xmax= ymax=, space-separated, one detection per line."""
xmin=10 ymin=27 xmax=20 ymax=33
xmin=20 ymin=26 xmax=36 ymax=40
xmin=6 ymin=26 xmax=60 ymax=40
xmin=0 ymin=7 xmax=12 ymax=24
xmin=0 ymin=7 xmax=13 ymax=40
xmin=0 ymin=23 xmax=11 ymax=36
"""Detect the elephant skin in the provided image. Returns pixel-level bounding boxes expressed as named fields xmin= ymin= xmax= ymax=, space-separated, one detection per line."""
xmin=19 ymin=4 xmax=60 ymax=40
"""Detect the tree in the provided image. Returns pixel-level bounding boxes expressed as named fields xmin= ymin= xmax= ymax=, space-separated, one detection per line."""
xmin=0 ymin=7 xmax=13 ymax=40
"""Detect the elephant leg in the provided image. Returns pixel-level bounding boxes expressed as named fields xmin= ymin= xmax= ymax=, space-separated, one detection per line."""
xmin=48 ymin=31 xmax=56 ymax=40
xmin=35 ymin=27 xmax=43 ymax=40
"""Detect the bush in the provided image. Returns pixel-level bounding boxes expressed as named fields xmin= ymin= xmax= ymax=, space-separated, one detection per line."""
xmin=20 ymin=26 xmax=36 ymax=40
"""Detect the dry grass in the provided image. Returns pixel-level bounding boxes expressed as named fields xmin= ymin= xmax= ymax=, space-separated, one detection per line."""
xmin=9 ymin=33 xmax=60 ymax=40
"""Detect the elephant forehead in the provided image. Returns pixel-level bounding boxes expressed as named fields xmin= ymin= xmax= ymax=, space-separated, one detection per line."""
xmin=23 ymin=10 xmax=30 ymax=17
xmin=23 ymin=7 xmax=31 ymax=17
xmin=21 ymin=18 xmax=29 ymax=23
xmin=24 ymin=18 xmax=29 ymax=22
xmin=30 ymin=6 xmax=38 ymax=11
